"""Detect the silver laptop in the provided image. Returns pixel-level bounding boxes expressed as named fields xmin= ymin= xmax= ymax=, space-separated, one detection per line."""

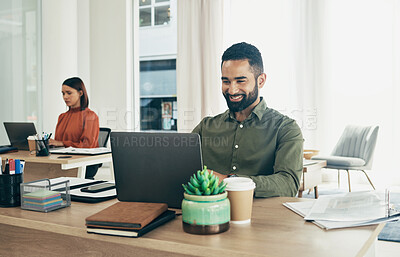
xmin=3 ymin=122 xmax=37 ymax=151
xmin=111 ymin=132 xmax=203 ymax=208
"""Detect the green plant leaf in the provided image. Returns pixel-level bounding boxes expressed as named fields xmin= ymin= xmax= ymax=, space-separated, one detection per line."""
xmin=218 ymin=183 xmax=227 ymax=194
xmin=201 ymin=180 xmax=208 ymax=192
xmin=187 ymin=181 xmax=196 ymax=192
xmin=182 ymin=184 xmax=193 ymax=195
xmin=190 ymin=176 xmax=200 ymax=188
xmin=212 ymin=185 xmax=220 ymax=195
xmin=194 ymin=188 xmax=202 ymax=195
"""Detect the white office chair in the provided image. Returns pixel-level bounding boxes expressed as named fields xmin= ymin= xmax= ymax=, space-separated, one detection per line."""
xmin=312 ymin=125 xmax=379 ymax=192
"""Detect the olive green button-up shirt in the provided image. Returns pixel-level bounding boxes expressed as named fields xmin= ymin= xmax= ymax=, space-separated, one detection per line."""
xmin=192 ymin=98 xmax=303 ymax=198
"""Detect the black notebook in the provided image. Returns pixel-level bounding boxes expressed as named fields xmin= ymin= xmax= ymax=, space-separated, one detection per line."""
xmin=86 ymin=210 xmax=176 ymax=238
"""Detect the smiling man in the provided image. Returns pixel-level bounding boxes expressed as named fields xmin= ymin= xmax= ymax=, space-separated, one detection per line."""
xmin=192 ymin=42 xmax=303 ymax=197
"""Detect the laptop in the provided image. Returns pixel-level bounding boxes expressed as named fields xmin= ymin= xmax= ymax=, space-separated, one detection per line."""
xmin=111 ymin=132 xmax=203 ymax=208
xmin=3 ymin=122 xmax=37 ymax=151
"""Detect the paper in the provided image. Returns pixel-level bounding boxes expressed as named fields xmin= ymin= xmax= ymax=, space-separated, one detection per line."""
xmin=284 ymin=200 xmax=400 ymax=230
xmin=49 ymin=147 xmax=111 ymax=155
xmin=304 ymin=191 xmax=388 ymax=222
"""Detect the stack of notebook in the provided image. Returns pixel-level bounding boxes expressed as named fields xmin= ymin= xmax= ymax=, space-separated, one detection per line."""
xmin=85 ymin=202 xmax=176 ymax=238
xmin=23 ymin=190 xmax=63 ymax=211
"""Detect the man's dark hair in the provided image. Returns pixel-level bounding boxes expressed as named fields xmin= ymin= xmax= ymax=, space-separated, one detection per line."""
xmin=221 ymin=42 xmax=264 ymax=78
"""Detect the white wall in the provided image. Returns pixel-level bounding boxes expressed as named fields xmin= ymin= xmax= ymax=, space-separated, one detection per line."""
xmin=89 ymin=0 xmax=129 ymax=130
xmin=41 ymin=0 xmax=130 ymax=133
xmin=42 ymin=0 xmax=78 ymax=134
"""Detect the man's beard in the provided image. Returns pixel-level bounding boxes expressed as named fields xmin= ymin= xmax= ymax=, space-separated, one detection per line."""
xmin=223 ymin=83 xmax=258 ymax=112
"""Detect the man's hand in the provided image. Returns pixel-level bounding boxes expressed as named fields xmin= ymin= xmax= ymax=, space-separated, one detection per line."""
xmin=49 ymin=139 xmax=64 ymax=147
xmin=212 ymin=171 xmax=228 ymax=182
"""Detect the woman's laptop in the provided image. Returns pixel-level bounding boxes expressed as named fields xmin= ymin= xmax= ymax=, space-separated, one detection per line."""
xmin=110 ymin=132 xmax=203 ymax=208
xmin=3 ymin=122 xmax=37 ymax=151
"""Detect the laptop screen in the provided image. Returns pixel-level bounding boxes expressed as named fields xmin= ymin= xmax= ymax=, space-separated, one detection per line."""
xmin=3 ymin=122 xmax=37 ymax=151
xmin=111 ymin=132 xmax=203 ymax=208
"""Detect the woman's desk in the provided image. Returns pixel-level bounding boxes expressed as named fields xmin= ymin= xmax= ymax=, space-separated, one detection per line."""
xmin=0 ymin=197 xmax=382 ymax=257
xmin=0 ymin=151 xmax=112 ymax=181
xmin=298 ymin=160 xmax=327 ymax=198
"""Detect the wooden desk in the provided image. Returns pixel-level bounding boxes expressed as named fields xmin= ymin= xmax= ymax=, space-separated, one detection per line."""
xmin=298 ymin=160 xmax=327 ymax=198
xmin=0 ymin=151 xmax=112 ymax=182
xmin=0 ymin=197 xmax=382 ymax=257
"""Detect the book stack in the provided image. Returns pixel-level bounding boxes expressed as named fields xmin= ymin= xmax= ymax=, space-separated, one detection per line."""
xmin=23 ymin=190 xmax=63 ymax=211
xmin=85 ymin=202 xmax=176 ymax=237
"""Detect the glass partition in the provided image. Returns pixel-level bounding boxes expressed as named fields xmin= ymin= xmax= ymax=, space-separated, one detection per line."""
xmin=0 ymin=0 xmax=42 ymax=145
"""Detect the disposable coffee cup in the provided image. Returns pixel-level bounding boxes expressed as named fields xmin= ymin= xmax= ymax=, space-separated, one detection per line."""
xmin=224 ymin=177 xmax=256 ymax=224
xmin=27 ymin=136 xmax=36 ymax=155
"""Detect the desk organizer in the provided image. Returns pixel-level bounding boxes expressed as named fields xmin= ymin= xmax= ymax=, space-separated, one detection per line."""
xmin=0 ymin=173 xmax=23 ymax=207
xmin=20 ymin=179 xmax=71 ymax=212
xmin=35 ymin=139 xmax=50 ymax=156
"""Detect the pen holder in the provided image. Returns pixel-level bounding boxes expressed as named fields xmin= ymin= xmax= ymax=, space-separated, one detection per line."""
xmin=0 ymin=173 xmax=23 ymax=207
xmin=36 ymin=139 xmax=50 ymax=156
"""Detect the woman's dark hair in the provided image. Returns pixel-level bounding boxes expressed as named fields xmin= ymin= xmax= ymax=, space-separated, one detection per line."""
xmin=62 ymin=77 xmax=89 ymax=110
xmin=221 ymin=42 xmax=264 ymax=79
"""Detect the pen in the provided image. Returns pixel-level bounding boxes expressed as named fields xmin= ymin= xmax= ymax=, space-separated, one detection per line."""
xmin=20 ymin=160 xmax=25 ymax=174
xmin=9 ymin=159 xmax=15 ymax=175
xmin=4 ymin=159 xmax=9 ymax=175
xmin=15 ymin=159 xmax=21 ymax=174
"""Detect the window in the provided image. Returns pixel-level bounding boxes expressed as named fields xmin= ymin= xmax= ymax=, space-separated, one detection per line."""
xmin=0 ymin=0 xmax=42 ymax=145
xmin=140 ymin=59 xmax=177 ymax=131
xmin=137 ymin=0 xmax=177 ymax=131
xmin=139 ymin=0 xmax=171 ymax=27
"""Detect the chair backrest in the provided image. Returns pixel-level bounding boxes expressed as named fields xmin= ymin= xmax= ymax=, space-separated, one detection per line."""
xmin=331 ymin=125 xmax=379 ymax=169
xmin=99 ymin=127 xmax=111 ymax=147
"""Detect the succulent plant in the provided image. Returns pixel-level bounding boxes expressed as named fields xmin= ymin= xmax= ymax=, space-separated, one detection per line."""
xmin=182 ymin=166 xmax=227 ymax=195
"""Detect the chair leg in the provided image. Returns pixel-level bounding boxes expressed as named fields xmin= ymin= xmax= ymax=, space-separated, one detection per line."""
xmin=314 ymin=186 xmax=319 ymax=199
xmin=298 ymin=190 xmax=303 ymax=198
xmin=346 ymin=170 xmax=351 ymax=192
xmin=361 ymin=170 xmax=376 ymax=190
xmin=338 ymin=169 xmax=340 ymax=188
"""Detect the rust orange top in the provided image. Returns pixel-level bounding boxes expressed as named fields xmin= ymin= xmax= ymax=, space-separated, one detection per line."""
xmin=55 ymin=107 xmax=99 ymax=148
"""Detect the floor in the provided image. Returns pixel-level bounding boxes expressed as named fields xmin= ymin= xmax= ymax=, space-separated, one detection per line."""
xmin=94 ymin=166 xmax=400 ymax=257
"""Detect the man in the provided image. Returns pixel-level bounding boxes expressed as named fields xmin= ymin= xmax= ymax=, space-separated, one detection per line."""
xmin=192 ymin=42 xmax=303 ymax=197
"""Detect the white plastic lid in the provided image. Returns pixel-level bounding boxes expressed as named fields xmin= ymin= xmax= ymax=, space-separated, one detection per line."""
xmin=223 ymin=177 xmax=256 ymax=191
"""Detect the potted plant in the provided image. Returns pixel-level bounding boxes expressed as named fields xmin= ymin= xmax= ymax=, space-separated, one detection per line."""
xmin=181 ymin=166 xmax=230 ymax=235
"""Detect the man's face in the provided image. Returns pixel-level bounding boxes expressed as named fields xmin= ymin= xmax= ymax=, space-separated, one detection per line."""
xmin=221 ymin=59 xmax=259 ymax=112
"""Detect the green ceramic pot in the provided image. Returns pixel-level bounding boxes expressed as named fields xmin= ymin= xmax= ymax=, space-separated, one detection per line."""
xmin=182 ymin=191 xmax=230 ymax=235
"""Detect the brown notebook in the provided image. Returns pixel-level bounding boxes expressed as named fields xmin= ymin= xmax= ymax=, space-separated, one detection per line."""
xmin=85 ymin=202 xmax=168 ymax=230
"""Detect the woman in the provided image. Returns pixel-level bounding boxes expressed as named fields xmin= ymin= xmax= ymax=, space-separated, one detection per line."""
xmin=49 ymin=77 xmax=100 ymax=179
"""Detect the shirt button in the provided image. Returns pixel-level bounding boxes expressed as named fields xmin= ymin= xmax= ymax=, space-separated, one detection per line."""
xmin=232 ymin=166 xmax=237 ymax=170
xmin=239 ymin=124 xmax=244 ymax=128
xmin=235 ymin=144 xmax=239 ymax=149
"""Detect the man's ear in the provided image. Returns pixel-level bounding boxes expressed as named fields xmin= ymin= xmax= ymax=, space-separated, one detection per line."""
xmin=258 ymin=73 xmax=267 ymax=89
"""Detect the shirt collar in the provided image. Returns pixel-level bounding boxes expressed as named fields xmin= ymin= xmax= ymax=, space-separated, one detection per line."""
xmin=252 ymin=97 xmax=267 ymax=120
xmin=224 ymin=97 xmax=267 ymax=122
